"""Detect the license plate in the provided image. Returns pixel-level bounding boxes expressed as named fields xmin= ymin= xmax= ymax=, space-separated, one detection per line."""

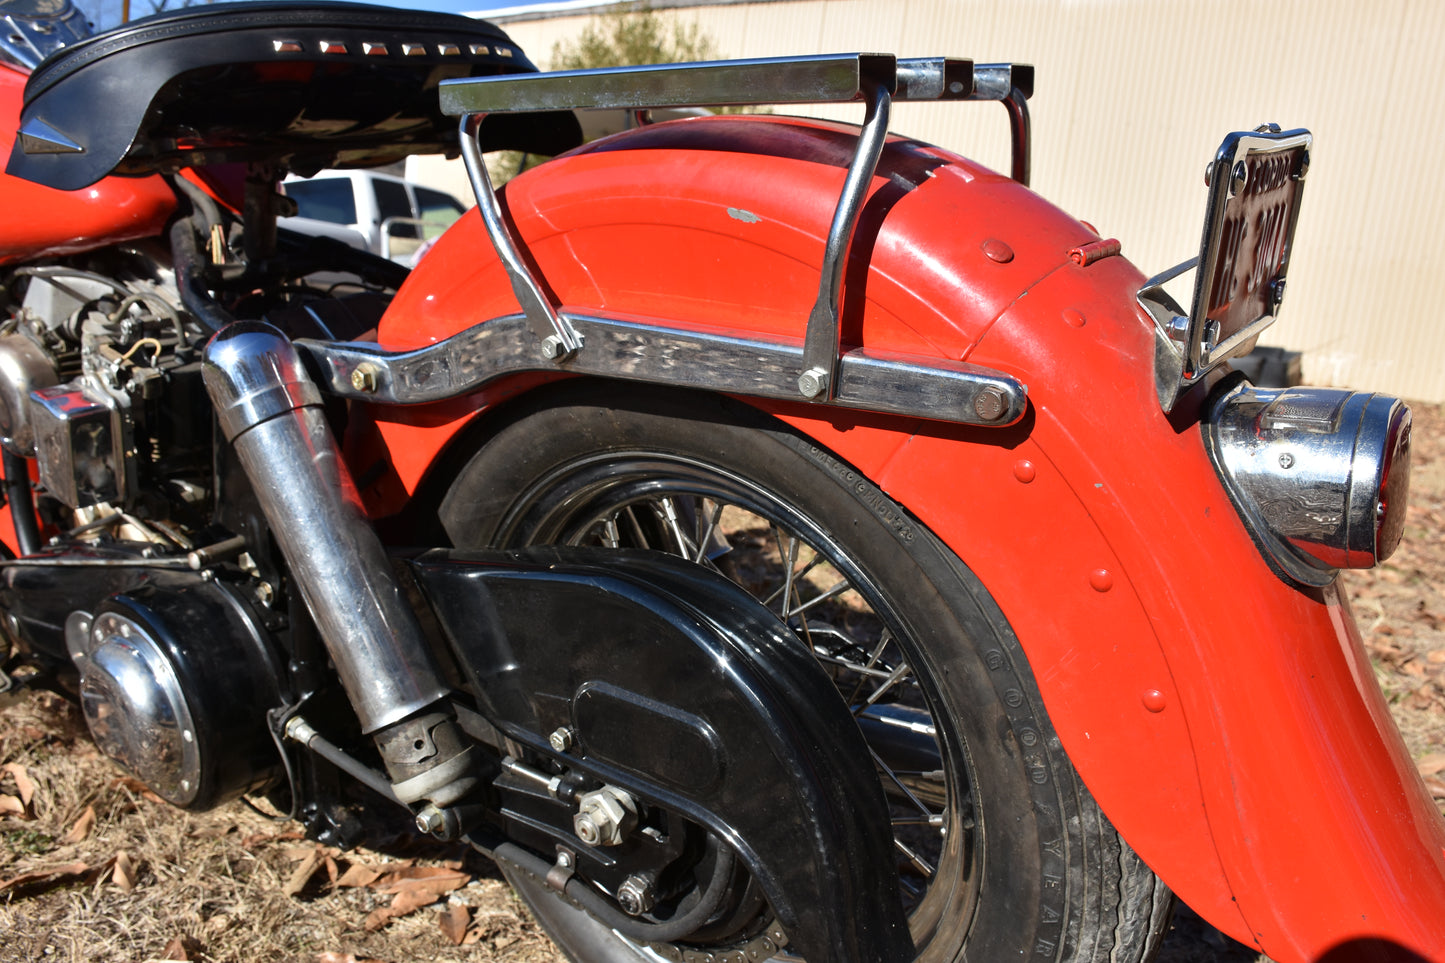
xmin=1188 ymin=127 xmax=1312 ymax=374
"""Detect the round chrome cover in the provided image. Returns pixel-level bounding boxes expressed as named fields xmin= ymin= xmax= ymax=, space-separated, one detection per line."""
xmin=74 ymin=611 xmax=201 ymax=807
xmin=1204 ymin=383 xmax=1412 ymax=586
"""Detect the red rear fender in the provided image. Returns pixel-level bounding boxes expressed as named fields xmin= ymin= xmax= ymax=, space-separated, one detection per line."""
xmin=372 ymin=115 xmax=1445 ymax=960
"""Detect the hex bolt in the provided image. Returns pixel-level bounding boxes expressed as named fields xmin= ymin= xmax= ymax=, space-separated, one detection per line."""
xmin=349 ymin=362 xmax=380 ymax=393
xmin=797 ymin=366 xmax=829 ymax=399
xmin=540 ymin=335 xmax=568 ymax=360
xmin=616 ymin=874 xmax=656 ymax=916
xmin=572 ymin=786 xmax=638 ymax=847
xmin=549 ymin=726 xmax=576 ymax=753
xmin=973 ymin=385 xmax=1008 ymax=423
xmin=415 ymin=804 xmax=448 ymax=837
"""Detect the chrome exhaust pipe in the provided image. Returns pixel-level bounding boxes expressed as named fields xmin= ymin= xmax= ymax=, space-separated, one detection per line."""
xmin=203 ymin=321 xmax=476 ymax=808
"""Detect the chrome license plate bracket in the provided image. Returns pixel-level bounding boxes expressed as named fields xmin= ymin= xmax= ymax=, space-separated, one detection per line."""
xmin=1144 ymin=126 xmax=1312 ymax=412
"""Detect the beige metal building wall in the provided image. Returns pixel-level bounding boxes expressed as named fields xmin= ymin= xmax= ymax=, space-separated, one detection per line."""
xmin=486 ymin=0 xmax=1445 ymax=402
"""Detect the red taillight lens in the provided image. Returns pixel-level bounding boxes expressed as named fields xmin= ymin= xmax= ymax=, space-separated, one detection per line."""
xmin=1374 ymin=404 xmax=1412 ymax=563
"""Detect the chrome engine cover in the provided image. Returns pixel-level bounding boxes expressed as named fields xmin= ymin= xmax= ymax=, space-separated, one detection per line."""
xmin=70 ymin=609 xmax=201 ymax=806
xmin=60 ymin=576 xmax=286 ymax=810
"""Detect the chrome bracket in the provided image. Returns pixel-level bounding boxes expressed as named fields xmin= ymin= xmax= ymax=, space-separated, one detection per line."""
xmin=295 ymin=311 xmax=1027 ymax=427
xmin=443 ymin=53 xmax=1035 ymax=406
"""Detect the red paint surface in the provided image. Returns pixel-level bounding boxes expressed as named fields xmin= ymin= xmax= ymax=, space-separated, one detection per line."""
xmin=0 ymin=64 xmax=175 ymax=265
xmin=364 ymin=114 xmax=1444 ymax=959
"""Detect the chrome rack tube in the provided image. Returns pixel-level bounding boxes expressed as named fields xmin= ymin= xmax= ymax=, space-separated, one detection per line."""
xmin=969 ymin=63 xmax=1035 ymax=186
xmin=798 ymin=77 xmax=891 ymax=401
xmin=457 ymin=114 xmax=581 ymax=361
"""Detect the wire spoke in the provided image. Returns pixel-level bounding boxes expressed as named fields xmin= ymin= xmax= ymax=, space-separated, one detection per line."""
xmin=657 ymin=496 xmax=702 ymax=559
xmin=855 ymin=660 xmax=911 ymax=715
xmin=761 ymin=552 xmax=825 ymax=607
xmin=869 ymin=748 xmax=935 ymax=826
xmin=894 ymin=837 xmax=936 ymax=880
xmin=622 ymin=505 xmax=649 ymax=548
xmin=846 ymin=629 xmax=896 ymax=704
xmin=785 ymin=579 xmax=850 ymax=619
xmin=693 ymin=500 xmax=725 ymax=564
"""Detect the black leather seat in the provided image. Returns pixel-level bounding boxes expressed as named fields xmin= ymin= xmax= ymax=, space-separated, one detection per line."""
xmin=7 ymin=1 xmax=582 ymax=190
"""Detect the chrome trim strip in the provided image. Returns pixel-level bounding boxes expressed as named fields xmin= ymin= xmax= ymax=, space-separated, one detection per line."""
xmin=294 ymin=313 xmax=1027 ymax=427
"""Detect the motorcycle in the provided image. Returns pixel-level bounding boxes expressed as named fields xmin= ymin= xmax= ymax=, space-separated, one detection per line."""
xmin=0 ymin=1 xmax=1439 ymax=960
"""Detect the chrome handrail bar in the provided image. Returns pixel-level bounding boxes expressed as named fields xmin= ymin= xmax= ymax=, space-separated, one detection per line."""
xmin=440 ymin=53 xmax=1034 ymax=403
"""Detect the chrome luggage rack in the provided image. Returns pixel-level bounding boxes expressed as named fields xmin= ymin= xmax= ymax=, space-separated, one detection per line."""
xmin=302 ymin=54 xmax=1036 ymax=427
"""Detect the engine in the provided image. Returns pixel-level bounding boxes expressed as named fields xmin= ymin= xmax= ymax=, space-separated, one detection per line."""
xmin=0 ymin=254 xmax=286 ymax=810
xmin=0 ymin=256 xmax=212 ymax=518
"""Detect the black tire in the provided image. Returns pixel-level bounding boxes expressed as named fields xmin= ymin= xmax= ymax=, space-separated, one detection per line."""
xmin=437 ymin=382 xmax=1172 ymax=963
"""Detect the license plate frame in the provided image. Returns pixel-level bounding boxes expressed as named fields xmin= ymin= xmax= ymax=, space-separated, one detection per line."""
xmin=1143 ymin=127 xmax=1312 ymax=411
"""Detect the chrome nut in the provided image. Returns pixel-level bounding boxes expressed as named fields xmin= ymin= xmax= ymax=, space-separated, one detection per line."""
xmin=616 ymin=874 xmax=656 ymax=916
xmin=573 ymin=786 xmax=638 ymax=847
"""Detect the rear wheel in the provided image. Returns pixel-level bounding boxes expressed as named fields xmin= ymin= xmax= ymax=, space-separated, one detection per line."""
xmin=438 ymin=383 xmax=1171 ymax=962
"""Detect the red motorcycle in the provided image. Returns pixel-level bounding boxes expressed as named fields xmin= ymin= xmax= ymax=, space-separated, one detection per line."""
xmin=0 ymin=2 xmax=1438 ymax=961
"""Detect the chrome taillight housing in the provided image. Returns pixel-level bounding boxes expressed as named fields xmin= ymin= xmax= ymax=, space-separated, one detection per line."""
xmin=1203 ymin=382 xmax=1412 ymax=586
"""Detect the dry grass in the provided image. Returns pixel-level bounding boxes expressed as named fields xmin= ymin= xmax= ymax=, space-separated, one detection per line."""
xmin=3 ymin=406 xmax=1442 ymax=963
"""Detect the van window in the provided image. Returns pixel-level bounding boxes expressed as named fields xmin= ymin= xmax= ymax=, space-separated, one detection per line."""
xmin=374 ymin=179 xmax=416 ymax=239
xmin=284 ymin=178 xmax=356 ymax=225
xmin=416 ymin=187 xmax=467 ymax=237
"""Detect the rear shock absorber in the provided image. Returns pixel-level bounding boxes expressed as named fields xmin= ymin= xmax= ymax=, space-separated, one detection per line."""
xmin=202 ymin=320 xmax=478 ymax=811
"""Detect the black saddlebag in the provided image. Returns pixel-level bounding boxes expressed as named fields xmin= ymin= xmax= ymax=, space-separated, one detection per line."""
xmin=6 ymin=1 xmax=583 ymax=190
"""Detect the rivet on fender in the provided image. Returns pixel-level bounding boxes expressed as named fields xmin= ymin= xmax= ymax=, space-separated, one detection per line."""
xmin=1062 ymin=309 xmax=1086 ymax=328
xmin=1142 ymin=690 xmax=1168 ymax=713
xmin=1089 ymin=569 xmax=1113 ymax=593
xmin=981 ymin=238 xmax=1014 ymax=263
xmin=1013 ymin=460 xmax=1036 ymax=484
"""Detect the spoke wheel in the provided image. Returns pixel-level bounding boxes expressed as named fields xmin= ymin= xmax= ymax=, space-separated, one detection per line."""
xmin=437 ymin=383 xmax=1173 ymax=963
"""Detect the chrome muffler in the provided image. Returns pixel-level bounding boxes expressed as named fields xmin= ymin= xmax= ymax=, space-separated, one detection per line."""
xmin=203 ymin=321 xmax=477 ymax=808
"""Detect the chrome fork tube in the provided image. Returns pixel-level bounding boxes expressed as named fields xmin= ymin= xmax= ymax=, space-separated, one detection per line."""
xmin=203 ymin=321 xmax=476 ymax=808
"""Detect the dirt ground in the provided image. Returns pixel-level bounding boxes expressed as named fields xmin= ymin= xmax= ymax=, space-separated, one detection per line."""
xmin=2 ymin=404 xmax=1442 ymax=963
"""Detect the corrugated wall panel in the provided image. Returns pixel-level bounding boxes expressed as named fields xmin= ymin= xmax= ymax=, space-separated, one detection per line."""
xmin=484 ymin=0 xmax=1445 ymax=400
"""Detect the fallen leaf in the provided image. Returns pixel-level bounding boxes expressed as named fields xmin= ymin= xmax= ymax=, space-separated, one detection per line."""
xmin=0 ymin=861 xmax=92 ymax=897
xmin=0 ymin=794 xmax=23 ymax=816
xmin=241 ymin=830 xmax=305 ymax=850
xmin=59 ymin=805 xmax=96 ymax=845
xmin=1424 ymin=775 xmax=1445 ymax=800
xmin=334 ymin=863 xmax=384 ymax=889
xmin=284 ymin=850 xmax=322 ymax=898
xmin=108 ymin=776 xmax=164 ymax=806
xmin=1430 ymin=650 xmax=1445 ymax=665
xmin=158 ymin=935 xmax=197 ymax=961
xmin=315 ymin=954 xmax=390 ymax=963
xmin=324 ymin=856 xmax=339 ymax=887
xmin=371 ymin=866 xmax=469 ymax=895
xmin=438 ymin=904 xmax=471 ymax=945
xmin=1420 ymin=753 xmax=1445 ymax=776
xmin=113 ymin=850 xmax=137 ymax=892
xmin=363 ymin=870 xmax=469 ymax=932
xmin=2 ymin=763 xmax=36 ymax=807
